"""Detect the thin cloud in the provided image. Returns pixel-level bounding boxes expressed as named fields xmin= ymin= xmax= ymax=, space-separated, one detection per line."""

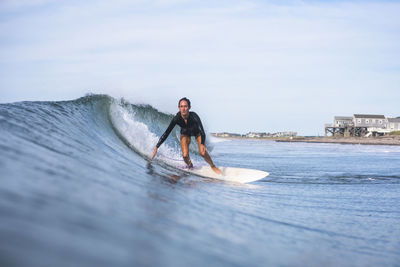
xmin=1 ymin=0 xmax=399 ymax=134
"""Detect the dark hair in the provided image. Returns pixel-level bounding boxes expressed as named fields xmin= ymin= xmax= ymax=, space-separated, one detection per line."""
xmin=178 ymin=97 xmax=191 ymax=108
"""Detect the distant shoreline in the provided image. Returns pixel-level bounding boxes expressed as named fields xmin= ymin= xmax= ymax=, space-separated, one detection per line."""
xmin=212 ymin=135 xmax=400 ymax=146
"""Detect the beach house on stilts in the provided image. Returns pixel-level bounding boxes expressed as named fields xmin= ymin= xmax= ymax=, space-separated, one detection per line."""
xmin=325 ymin=114 xmax=398 ymax=137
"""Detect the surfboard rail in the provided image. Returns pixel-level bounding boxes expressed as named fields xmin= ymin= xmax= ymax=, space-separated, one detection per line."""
xmin=183 ymin=166 xmax=269 ymax=183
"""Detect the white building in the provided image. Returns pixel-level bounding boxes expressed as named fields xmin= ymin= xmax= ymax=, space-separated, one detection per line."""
xmin=353 ymin=114 xmax=387 ymax=128
xmin=388 ymin=118 xmax=400 ymax=131
xmin=334 ymin=116 xmax=353 ymax=127
xmin=326 ymin=114 xmax=399 ymax=137
xmin=246 ymin=132 xmax=264 ymax=138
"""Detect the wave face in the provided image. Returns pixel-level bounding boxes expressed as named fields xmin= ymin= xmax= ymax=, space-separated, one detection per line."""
xmin=0 ymin=94 xmax=210 ymax=178
xmin=0 ymin=94 xmax=218 ymax=267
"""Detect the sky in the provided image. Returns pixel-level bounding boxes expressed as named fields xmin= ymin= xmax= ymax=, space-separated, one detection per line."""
xmin=0 ymin=0 xmax=399 ymax=135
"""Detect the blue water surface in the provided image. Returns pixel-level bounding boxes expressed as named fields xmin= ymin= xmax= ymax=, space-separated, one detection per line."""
xmin=1 ymin=96 xmax=399 ymax=267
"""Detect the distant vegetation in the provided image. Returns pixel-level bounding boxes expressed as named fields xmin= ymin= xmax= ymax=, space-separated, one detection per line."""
xmin=389 ymin=131 xmax=400 ymax=135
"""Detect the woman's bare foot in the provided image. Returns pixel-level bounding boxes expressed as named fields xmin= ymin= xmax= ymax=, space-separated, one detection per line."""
xmin=211 ymin=166 xmax=222 ymax=175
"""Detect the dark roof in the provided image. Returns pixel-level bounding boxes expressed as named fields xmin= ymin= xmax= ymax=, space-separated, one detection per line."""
xmin=334 ymin=116 xmax=353 ymax=120
xmin=388 ymin=118 xmax=400 ymax=122
xmin=354 ymin=114 xmax=385 ymax=119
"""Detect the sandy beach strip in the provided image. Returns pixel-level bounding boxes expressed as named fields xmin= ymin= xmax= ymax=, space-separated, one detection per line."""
xmin=275 ymin=136 xmax=400 ymax=146
xmin=212 ymin=135 xmax=400 ymax=146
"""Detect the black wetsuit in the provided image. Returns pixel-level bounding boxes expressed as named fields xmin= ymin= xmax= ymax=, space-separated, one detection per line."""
xmin=156 ymin=111 xmax=206 ymax=148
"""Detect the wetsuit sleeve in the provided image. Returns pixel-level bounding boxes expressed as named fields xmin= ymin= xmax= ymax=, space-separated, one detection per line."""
xmin=192 ymin=112 xmax=206 ymax=145
xmin=156 ymin=116 xmax=177 ymax=148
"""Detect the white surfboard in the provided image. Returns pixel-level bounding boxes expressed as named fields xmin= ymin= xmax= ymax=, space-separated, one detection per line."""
xmin=183 ymin=166 xmax=269 ymax=183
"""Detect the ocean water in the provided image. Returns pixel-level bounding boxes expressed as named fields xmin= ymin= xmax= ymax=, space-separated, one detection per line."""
xmin=0 ymin=95 xmax=399 ymax=267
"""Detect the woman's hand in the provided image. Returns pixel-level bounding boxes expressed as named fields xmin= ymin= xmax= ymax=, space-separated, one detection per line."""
xmin=151 ymin=147 xmax=158 ymax=160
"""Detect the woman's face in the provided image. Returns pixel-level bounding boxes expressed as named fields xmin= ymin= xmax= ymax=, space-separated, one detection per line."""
xmin=178 ymin=100 xmax=190 ymax=116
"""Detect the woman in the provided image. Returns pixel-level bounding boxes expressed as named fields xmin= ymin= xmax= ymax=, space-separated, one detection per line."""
xmin=151 ymin=97 xmax=221 ymax=174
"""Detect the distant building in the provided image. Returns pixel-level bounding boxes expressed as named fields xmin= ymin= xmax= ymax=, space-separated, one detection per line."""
xmin=213 ymin=131 xmax=298 ymax=138
xmin=325 ymin=114 xmax=398 ymax=137
xmin=334 ymin=116 xmax=353 ymax=127
xmin=388 ymin=118 xmax=400 ymax=131
xmin=353 ymin=114 xmax=387 ymax=128
xmin=245 ymin=132 xmax=297 ymax=138
xmin=246 ymin=132 xmax=265 ymax=138
xmin=272 ymin=132 xmax=297 ymax=137
xmin=213 ymin=132 xmax=242 ymax=137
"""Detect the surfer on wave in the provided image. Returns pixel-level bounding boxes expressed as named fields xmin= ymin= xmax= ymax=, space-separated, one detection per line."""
xmin=151 ymin=97 xmax=222 ymax=174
